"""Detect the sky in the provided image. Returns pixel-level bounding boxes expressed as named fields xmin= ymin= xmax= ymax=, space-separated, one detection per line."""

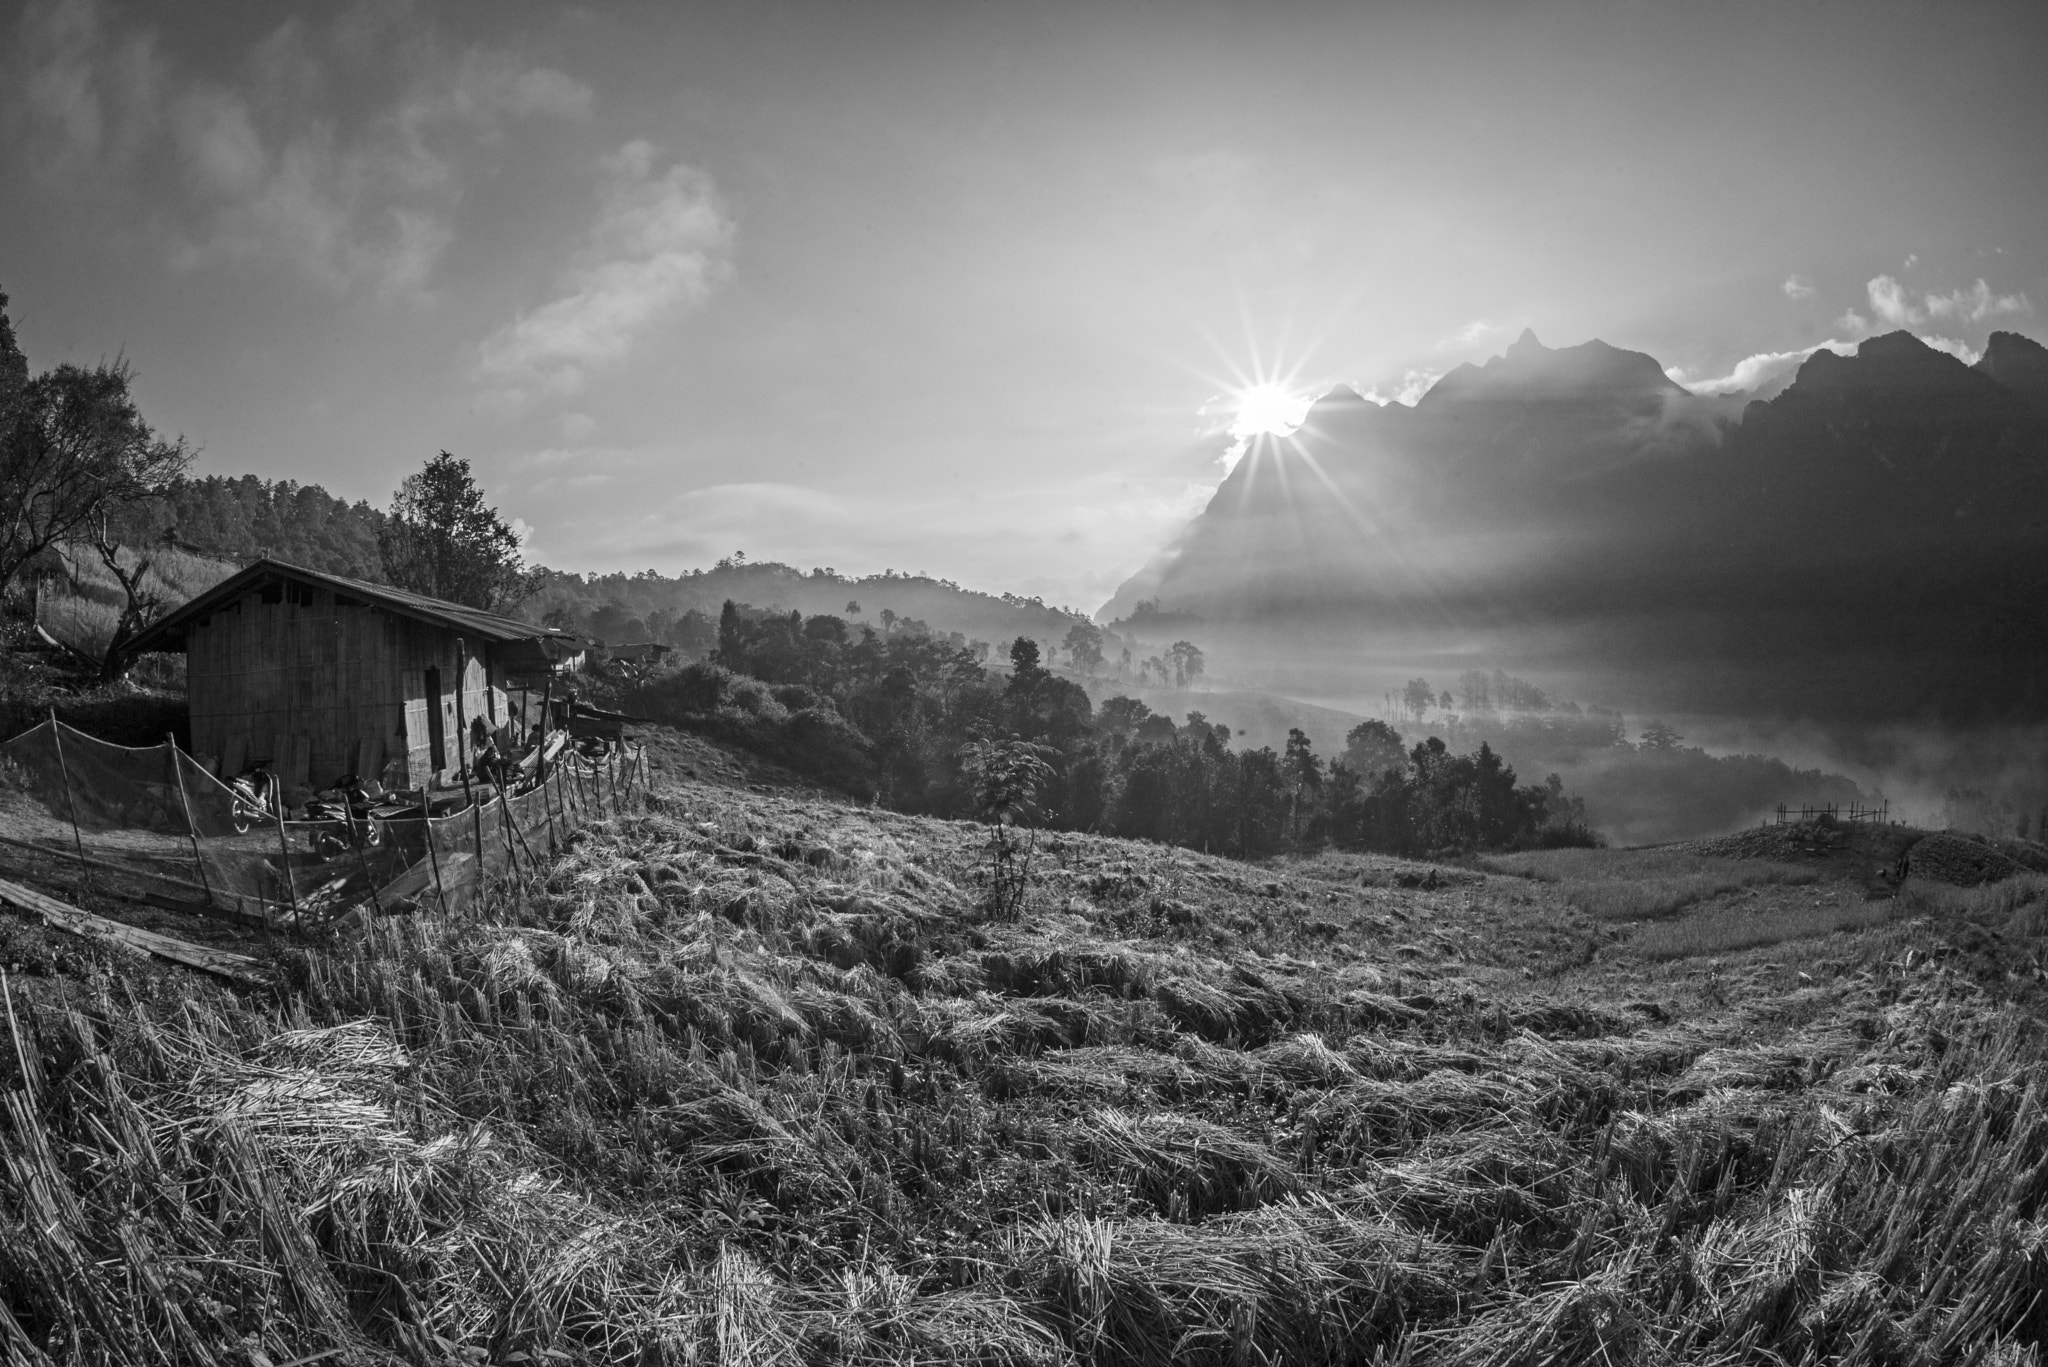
xmin=3 ymin=0 xmax=2044 ymax=611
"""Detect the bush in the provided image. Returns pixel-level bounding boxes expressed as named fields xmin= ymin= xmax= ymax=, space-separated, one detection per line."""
xmin=624 ymin=664 xmax=877 ymax=799
xmin=771 ymin=683 xmax=826 ymax=712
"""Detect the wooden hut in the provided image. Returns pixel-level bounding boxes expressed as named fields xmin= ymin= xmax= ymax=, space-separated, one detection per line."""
xmin=128 ymin=559 xmax=585 ymax=796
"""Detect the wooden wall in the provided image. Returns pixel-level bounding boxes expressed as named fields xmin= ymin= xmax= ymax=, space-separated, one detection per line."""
xmin=185 ymin=582 xmax=511 ymax=795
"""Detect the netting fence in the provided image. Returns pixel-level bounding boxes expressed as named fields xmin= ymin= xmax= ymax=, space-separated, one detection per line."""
xmin=0 ymin=718 xmax=646 ymax=927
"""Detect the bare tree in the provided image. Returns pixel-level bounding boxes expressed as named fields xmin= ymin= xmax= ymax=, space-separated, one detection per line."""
xmin=92 ymin=514 xmax=165 ymax=682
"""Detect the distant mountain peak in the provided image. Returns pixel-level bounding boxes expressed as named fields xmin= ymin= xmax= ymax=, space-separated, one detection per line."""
xmin=1780 ymin=329 xmax=1998 ymax=402
xmin=1976 ymin=330 xmax=2048 ymax=399
xmin=1312 ymin=382 xmax=1371 ymax=406
xmin=1421 ymin=330 xmax=1682 ymax=406
xmin=1857 ymin=330 xmax=1940 ymax=361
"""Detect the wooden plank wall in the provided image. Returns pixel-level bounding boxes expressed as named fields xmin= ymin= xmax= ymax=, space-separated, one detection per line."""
xmin=186 ymin=585 xmax=511 ymax=795
xmin=397 ymin=628 xmax=508 ymax=788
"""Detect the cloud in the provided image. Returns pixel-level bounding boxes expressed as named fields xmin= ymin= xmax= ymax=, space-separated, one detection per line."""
xmin=6 ymin=0 xmax=590 ymax=297
xmin=1782 ymin=274 xmax=1817 ymax=301
xmin=1361 ymin=368 xmax=1440 ymax=407
xmin=474 ymin=140 xmax=733 ymax=405
xmin=1437 ymin=319 xmax=1510 ymax=350
xmin=1686 ymin=328 xmax=1991 ymax=398
xmin=1916 ymin=335 xmax=1983 ymax=365
xmin=1684 ymin=340 xmax=1859 ymax=396
xmin=1863 ymin=274 xmax=2031 ymax=328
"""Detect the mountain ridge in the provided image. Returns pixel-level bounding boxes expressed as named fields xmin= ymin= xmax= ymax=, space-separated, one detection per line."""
xmin=1102 ymin=326 xmax=2048 ymax=724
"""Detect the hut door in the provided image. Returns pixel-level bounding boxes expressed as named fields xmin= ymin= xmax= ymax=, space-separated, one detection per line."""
xmin=424 ymin=666 xmax=447 ymax=770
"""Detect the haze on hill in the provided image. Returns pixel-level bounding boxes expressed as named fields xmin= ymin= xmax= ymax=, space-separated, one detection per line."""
xmin=1099 ymin=328 xmax=2048 ymax=823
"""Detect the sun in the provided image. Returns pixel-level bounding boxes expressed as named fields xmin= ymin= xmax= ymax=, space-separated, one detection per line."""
xmin=1229 ymin=381 xmax=1312 ymax=439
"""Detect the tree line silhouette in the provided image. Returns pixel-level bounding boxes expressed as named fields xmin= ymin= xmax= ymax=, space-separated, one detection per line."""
xmin=628 ymin=601 xmax=1594 ymax=860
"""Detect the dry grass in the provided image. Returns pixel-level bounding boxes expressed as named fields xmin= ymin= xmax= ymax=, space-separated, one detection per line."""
xmin=1630 ymin=896 xmax=1904 ymax=960
xmin=3 ymin=765 xmax=2047 ymax=1363
xmin=1482 ymin=846 xmax=1820 ymax=921
xmin=34 ymin=542 xmax=236 ymax=656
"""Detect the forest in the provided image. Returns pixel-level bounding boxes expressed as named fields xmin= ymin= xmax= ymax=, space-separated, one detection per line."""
xmin=624 ymin=600 xmax=1596 ymax=861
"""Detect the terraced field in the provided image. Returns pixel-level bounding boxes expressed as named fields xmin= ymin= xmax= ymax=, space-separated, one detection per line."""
xmin=4 ymin=746 xmax=2048 ymax=1364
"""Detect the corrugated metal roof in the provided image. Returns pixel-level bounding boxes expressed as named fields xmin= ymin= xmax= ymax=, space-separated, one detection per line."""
xmin=126 ymin=557 xmax=574 ymax=653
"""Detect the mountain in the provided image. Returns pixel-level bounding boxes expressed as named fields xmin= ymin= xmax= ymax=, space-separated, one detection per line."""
xmin=1976 ymin=329 xmax=2048 ymax=403
xmin=1105 ymin=329 xmax=2048 ymax=724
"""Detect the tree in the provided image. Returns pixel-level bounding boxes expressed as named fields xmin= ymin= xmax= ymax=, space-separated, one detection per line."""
xmin=0 ymin=293 xmax=190 ymax=599
xmin=92 ymin=513 xmax=166 ymax=682
xmin=717 ymin=600 xmax=745 ymax=666
xmin=1639 ymin=719 xmax=1684 ymax=752
xmin=1284 ymin=727 xmax=1324 ymax=845
xmin=1343 ymin=719 xmax=1407 ymax=780
xmin=1403 ymin=677 xmax=1435 ymax=720
xmin=1458 ymin=669 xmax=1492 ymax=714
xmin=959 ymin=732 xmax=1056 ymax=918
xmin=845 ymin=600 xmax=861 ymax=616
xmin=378 ymin=451 xmax=537 ymax=611
xmin=1166 ymin=640 xmax=1205 ymax=689
xmin=1063 ymin=621 xmax=1105 ymax=677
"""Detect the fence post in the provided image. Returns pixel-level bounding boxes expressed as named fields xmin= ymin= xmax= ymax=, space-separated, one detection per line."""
xmin=499 ymin=782 xmax=544 ymax=879
xmin=421 ymin=814 xmax=450 ymax=919
xmin=539 ymin=676 xmax=561 ymax=852
xmin=349 ymin=810 xmax=385 ymax=920
xmin=47 ymin=711 xmax=92 ymax=891
xmin=166 ymin=733 xmax=216 ymax=909
xmin=494 ymin=788 xmax=523 ymax=892
xmin=453 ymin=637 xmax=489 ymax=911
xmin=273 ymin=781 xmax=300 ymax=933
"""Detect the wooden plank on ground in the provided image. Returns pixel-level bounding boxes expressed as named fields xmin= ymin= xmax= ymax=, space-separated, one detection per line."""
xmin=0 ymin=877 xmax=271 ymax=986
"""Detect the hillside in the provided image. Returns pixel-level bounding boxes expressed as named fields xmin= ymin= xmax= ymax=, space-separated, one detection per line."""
xmin=70 ymin=467 xmax=1100 ymax=659
xmin=4 ymin=725 xmax=2048 ymax=1362
xmin=532 ymin=560 xmax=1096 ymax=657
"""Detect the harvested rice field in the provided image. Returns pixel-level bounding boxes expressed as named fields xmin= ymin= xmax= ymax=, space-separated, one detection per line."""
xmin=5 ymin=736 xmax=2048 ymax=1365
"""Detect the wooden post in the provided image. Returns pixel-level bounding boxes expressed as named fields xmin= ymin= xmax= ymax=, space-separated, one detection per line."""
xmin=502 ymin=785 xmax=544 ymax=878
xmin=421 ymin=814 xmax=450 ymax=918
xmin=272 ymin=776 xmax=300 ymax=932
xmin=47 ymin=711 xmax=91 ymax=890
xmin=166 ymin=733 xmax=216 ymax=909
xmin=538 ymin=675 xmax=560 ymax=852
xmin=453 ymin=638 xmax=488 ymax=908
xmin=494 ymin=787 xmax=522 ymax=886
xmin=348 ymin=806 xmax=384 ymax=919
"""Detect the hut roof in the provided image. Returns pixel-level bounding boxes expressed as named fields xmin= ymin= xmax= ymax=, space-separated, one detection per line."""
xmin=126 ymin=558 xmax=576 ymax=655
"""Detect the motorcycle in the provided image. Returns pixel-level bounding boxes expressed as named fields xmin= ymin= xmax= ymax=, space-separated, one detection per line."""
xmin=228 ymin=766 xmax=277 ymax=834
xmin=305 ymin=773 xmax=390 ymax=857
